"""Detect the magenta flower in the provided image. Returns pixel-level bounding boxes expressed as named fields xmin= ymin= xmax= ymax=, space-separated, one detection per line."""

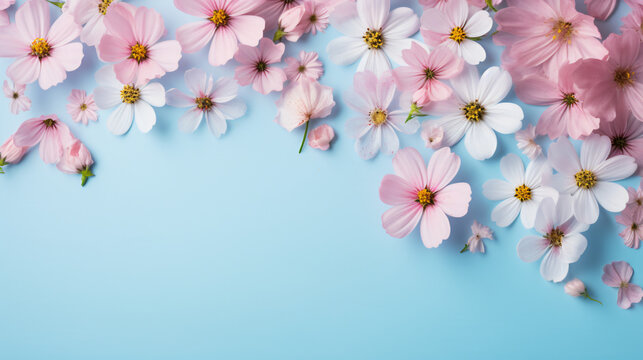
xmin=0 ymin=135 xmax=29 ymax=174
xmin=0 ymin=0 xmax=14 ymax=26
xmin=98 ymin=3 xmax=182 ymax=85
xmin=175 ymin=0 xmax=265 ymax=66
xmin=13 ymin=114 xmax=72 ymax=164
xmin=308 ymin=124 xmax=335 ymax=151
xmin=616 ymin=206 xmax=643 ymax=249
xmin=594 ymin=112 xmax=643 ymax=176
xmin=602 ymin=261 xmax=643 ymax=309
xmin=3 ymin=80 xmax=31 ymax=115
xmin=234 ymin=38 xmax=287 ymax=95
xmin=67 ymin=89 xmax=98 ymax=125
xmin=57 ymin=138 xmax=95 ymax=187
xmin=379 ymin=147 xmax=472 ymax=248
xmin=284 ymin=51 xmax=323 ymax=83
xmin=0 ymin=0 xmax=83 ymax=90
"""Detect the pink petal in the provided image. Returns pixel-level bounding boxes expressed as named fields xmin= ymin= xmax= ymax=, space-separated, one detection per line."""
xmin=38 ymin=56 xmax=67 ymax=90
xmin=7 ymin=56 xmax=41 ymax=86
xmin=147 ymin=40 xmax=181 ymax=73
xmin=259 ymin=37 xmax=285 ymax=64
xmin=97 ymin=34 xmax=131 ymax=62
xmin=113 ymin=59 xmax=138 ymax=84
xmin=13 ymin=118 xmax=45 ymax=147
xmin=435 ymin=182 xmax=471 ymax=218
xmin=134 ymin=6 xmax=165 ymax=46
xmin=392 ymin=147 xmax=427 ymax=190
xmin=103 ymin=2 xmax=136 ymax=43
xmin=426 ymin=147 xmax=460 ymax=191
xmin=382 ymin=203 xmax=423 ymax=239
xmin=176 ymin=21 xmax=215 ymax=53
xmin=39 ymin=128 xmax=63 ymax=164
xmin=0 ymin=24 xmax=31 ymax=57
xmin=517 ymin=235 xmax=549 ymax=263
xmin=210 ymin=26 xmax=238 ymax=66
xmin=420 ymin=206 xmax=450 ymax=248
xmin=16 ymin=0 xmax=50 ymax=41
xmin=46 ymin=13 xmax=81 ymax=47
xmin=50 ymin=42 xmax=83 ymax=72
xmin=623 ymin=284 xmax=643 ymax=308
xmin=228 ymin=15 xmax=264 ymax=46
xmin=379 ymin=174 xmax=417 ymax=206
xmin=173 ymin=0 xmax=213 ymax=17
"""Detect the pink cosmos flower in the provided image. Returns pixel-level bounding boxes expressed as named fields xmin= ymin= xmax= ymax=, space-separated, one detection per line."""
xmin=294 ymin=0 xmax=331 ymax=35
xmin=65 ymin=0 xmax=120 ymax=46
xmin=584 ymin=0 xmax=617 ymax=21
xmin=564 ymin=278 xmax=602 ymax=304
xmin=0 ymin=135 xmax=29 ymax=173
xmin=0 ymin=0 xmax=14 ymax=26
xmin=234 ymin=38 xmax=287 ymax=95
xmin=379 ymin=147 xmax=472 ymax=248
xmin=515 ymin=124 xmax=542 ymax=160
xmin=166 ymin=68 xmax=246 ymax=137
xmin=465 ymin=220 xmax=493 ymax=253
xmin=626 ymin=179 xmax=643 ymax=212
xmin=393 ymin=43 xmax=463 ymax=106
xmin=253 ymin=0 xmax=302 ymax=31
xmin=419 ymin=0 xmax=499 ymax=10
xmin=12 ymin=114 xmax=72 ymax=164
xmin=67 ymin=90 xmax=98 ymax=125
xmin=3 ymin=80 xmax=31 ymax=115
xmin=575 ymin=30 xmax=643 ymax=123
xmin=308 ymin=124 xmax=335 ymax=151
xmin=420 ymin=123 xmax=444 ymax=149
xmin=0 ymin=0 xmax=83 ymax=90
xmin=594 ymin=112 xmax=643 ymax=176
xmin=274 ymin=5 xmax=306 ymax=42
xmin=514 ymin=62 xmax=599 ymax=140
xmin=602 ymin=261 xmax=643 ymax=309
xmin=616 ymin=206 xmax=643 ymax=249
xmin=621 ymin=5 xmax=643 ymax=42
xmin=494 ymin=0 xmax=607 ymax=79
xmin=284 ymin=51 xmax=323 ymax=83
xmin=57 ymin=138 xmax=95 ymax=187
xmin=98 ymin=3 xmax=182 ymax=85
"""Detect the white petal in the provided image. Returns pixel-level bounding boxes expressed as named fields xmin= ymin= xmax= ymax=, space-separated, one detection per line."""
xmin=357 ymin=0 xmax=389 ymax=29
xmin=379 ymin=124 xmax=400 ymax=156
xmin=484 ymin=103 xmax=523 ymax=134
xmin=534 ymin=197 xmax=556 ymax=235
xmin=134 ymin=101 xmax=156 ymax=133
xmin=450 ymin=63 xmax=479 ymax=102
xmin=519 ymin=199 xmax=540 ymax=229
xmin=547 ymin=137 xmax=581 ymax=175
xmin=140 ymin=82 xmax=166 ymax=107
xmin=387 ymin=111 xmax=419 ymax=134
xmin=357 ymin=49 xmax=391 ymax=76
xmin=573 ymin=189 xmax=599 ymax=225
xmin=594 ymin=155 xmax=637 ymax=181
xmin=593 ymin=181 xmax=629 ymax=213
xmin=206 ymin=108 xmax=227 ymax=137
xmin=216 ymin=98 xmax=246 ymax=120
xmin=165 ymin=88 xmax=194 ymax=108
xmin=500 ymin=153 xmax=525 ymax=185
xmin=211 ymin=77 xmax=238 ymax=103
xmin=464 ymin=10 xmax=492 ymax=37
xmin=477 ymin=67 xmax=512 ymax=106
xmin=524 ymin=157 xmax=550 ymax=188
xmin=177 ymin=108 xmax=203 ymax=133
xmin=580 ymin=134 xmax=611 ymax=170
xmin=459 ymin=39 xmax=486 ymax=65
xmin=560 ymin=233 xmax=587 ymax=263
xmin=491 ymin=197 xmax=521 ymax=227
xmin=330 ymin=1 xmax=365 ymax=36
xmin=517 ymin=235 xmax=549 ymax=263
xmin=355 ymin=126 xmax=382 ymax=160
xmin=106 ymin=103 xmax=133 ymax=136
xmin=550 ymin=173 xmax=577 ymax=194
xmin=327 ymin=37 xmax=367 ymax=66
xmin=554 ymin=194 xmax=574 ymax=226
xmin=464 ymin=122 xmax=496 ymax=160
xmin=483 ymin=179 xmax=514 ymax=200
xmin=94 ymin=85 xmax=121 ymax=109
xmin=345 ymin=116 xmax=371 ymax=139
xmin=94 ymin=64 xmax=121 ymax=88
xmin=382 ymin=38 xmax=416 ymax=65
xmin=540 ymin=248 xmax=568 ymax=282
xmin=382 ymin=7 xmax=419 ymax=39
xmin=430 ymin=115 xmax=470 ymax=147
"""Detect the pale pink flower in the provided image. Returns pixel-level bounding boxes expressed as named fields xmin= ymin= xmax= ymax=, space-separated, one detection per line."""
xmin=420 ymin=123 xmax=444 ymax=149
xmin=284 ymin=51 xmax=323 ymax=82
xmin=626 ymin=179 xmax=643 ymax=212
xmin=380 ymin=147 xmax=472 ymax=248
xmin=616 ymin=205 xmax=643 ymax=249
xmin=296 ymin=0 xmax=331 ymax=35
xmin=3 ymin=80 xmax=31 ymax=114
xmin=594 ymin=112 xmax=643 ymax=176
xmin=274 ymin=5 xmax=305 ymax=42
xmin=57 ymin=138 xmax=95 ymax=187
xmin=602 ymin=261 xmax=643 ymax=309
xmin=621 ymin=5 xmax=643 ymax=42
xmin=65 ymin=0 xmax=120 ymax=46
xmin=419 ymin=0 xmax=498 ymax=10
xmin=0 ymin=0 xmax=83 ymax=90
xmin=253 ymin=0 xmax=303 ymax=31
xmin=0 ymin=0 xmax=14 ymax=26
xmin=66 ymin=90 xmax=98 ymax=125
xmin=515 ymin=124 xmax=542 ymax=160
xmin=494 ymin=0 xmax=607 ymax=79
xmin=468 ymin=0 xmax=502 ymax=8
xmin=166 ymin=68 xmax=246 ymax=137
xmin=464 ymin=220 xmax=493 ymax=253
xmin=564 ymin=278 xmax=602 ymax=304
xmin=584 ymin=0 xmax=617 ymax=21
xmin=308 ymin=124 xmax=335 ymax=151
xmin=12 ymin=114 xmax=72 ymax=164
xmin=515 ymin=62 xmax=599 ymax=140
xmin=393 ymin=42 xmax=463 ymax=106
xmin=0 ymin=135 xmax=29 ymax=173
xmin=234 ymin=38 xmax=287 ymax=95
xmin=98 ymin=3 xmax=182 ymax=85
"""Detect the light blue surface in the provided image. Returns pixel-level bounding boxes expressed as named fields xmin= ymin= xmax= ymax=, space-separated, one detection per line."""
xmin=0 ymin=1 xmax=641 ymax=359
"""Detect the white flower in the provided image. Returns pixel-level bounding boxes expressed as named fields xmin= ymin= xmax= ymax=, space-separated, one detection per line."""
xmin=515 ymin=124 xmax=542 ymax=160
xmin=548 ymin=135 xmax=637 ymax=225
xmin=326 ymin=0 xmax=420 ymax=76
xmin=94 ymin=65 xmax=165 ymax=136
xmin=428 ymin=65 xmax=524 ymax=160
xmin=517 ymin=196 xmax=588 ymax=283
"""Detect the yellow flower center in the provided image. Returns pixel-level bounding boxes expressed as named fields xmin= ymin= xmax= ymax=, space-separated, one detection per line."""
xmin=30 ymin=38 xmax=51 ymax=59
xmin=449 ymin=27 xmax=466 ymax=44
xmin=514 ymin=184 xmax=532 ymax=202
xmin=120 ymin=85 xmax=140 ymax=104
xmin=552 ymin=20 xmax=573 ymax=42
xmin=574 ymin=169 xmax=597 ymax=189
xmin=370 ymin=109 xmax=387 ymax=126
xmin=562 ymin=93 xmax=577 ymax=107
xmin=195 ymin=97 xmax=213 ymax=111
xmin=363 ymin=28 xmax=384 ymax=49
xmin=416 ymin=188 xmax=435 ymax=207
xmin=462 ymin=100 xmax=485 ymax=122
xmin=80 ymin=103 xmax=88 ymax=111
xmin=130 ymin=43 xmax=147 ymax=63
xmin=546 ymin=228 xmax=565 ymax=247
xmin=209 ymin=9 xmax=229 ymax=27
xmin=614 ymin=68 xmax=635 ymax=87
xmin=98 ymin=0 xmax=113 ymax=15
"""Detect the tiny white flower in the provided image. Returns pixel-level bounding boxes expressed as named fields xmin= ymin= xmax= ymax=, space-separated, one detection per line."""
xmin=515 ymin=124 xmax=542 ymax=160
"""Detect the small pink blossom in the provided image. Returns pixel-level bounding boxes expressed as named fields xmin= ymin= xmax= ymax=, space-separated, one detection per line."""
xmin=0 ymin=0 xmax=14 ymax=26
xmin=420 ymin=123 xmax=444 ymax=149
xmin=602 ymin=261 xmax=643 ymax=309
xmin=464 ymin=220 xmax=493 ymax=253
xmin=564 ymin=278 xmax=602 ymax=304
xmin=284 ymin=51 xmax=323 ymax=82
xmin=616 ymin=206 xmax=643 ymax=249
xmin=13 ymin=114 xmax=72 ymax=164
xmin=296 ymin=0 xmax=331 ymax=35
xmin=584 ymin=0 xmax=617 ymax=21
xmin=253 ymin=0 xmax=302 ymax=31
xmin=626 ymin=179 xmax=643 ymax=212
xmin=514 ymin=124 xmax=542 ymax=160
xmin=56 ymin=138 xmax=95 ymax=187
xmin=594 ymin=112 xmax=643 ymax=176
xmin=308 ymin=124 xmax=335 ymax=151
xmin=274 ymin=5 xmax=306 ymax=42
xmin=0 ymin=135 xmax=29 ymax=173
xmin=380 ymin=147 xmax=472 ymax=248
xmin=66 ymin=90 xmax=98 ymax=125
xmin=621 ymin=4 xmax=643 ymax=42
xmin=419 ymin=0 xmax=498 ymax=10
xmin=234 ymin=38 xmax=287 ymax=95
xmin=3 ymin=80 xmax=31 ymax=115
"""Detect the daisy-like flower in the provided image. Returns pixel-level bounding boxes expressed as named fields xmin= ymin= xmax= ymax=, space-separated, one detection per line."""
xmin=0 ymin=0 xmax=14 ymax=26
xmin=344 ymin=71 xmax=420 ymax=160
xmin=621 ymin=5 xmax=643 ymax=42
xmin=564 ymin=278 xmax=602 ymax=304
xmin=166 ymin=68 xmax=246 ymax=137
xmin=98 ymin=3 xmax=182 ymax=85
xmin=393 ymin=42 xmax=464 ymax=107
xmin=326 ymin=0 xmax=420 ymax=76
xmin=380 ymin=147 xmax=472 ymax=248
xmin=517 ymin=196 xmax=588 ymax=283
xmin=584 ymin=0 xmax=617 ymax=21
xmin=515 ymin=124 xmax=542 ymax=160
xmin=308 ymin=124 xmax=335 ymax=151
xmin=483 ymin=154 xmax=558 ymax=228
xmin=57 ymin=138 xmax=95 ymax=187
xmin=13 ymin=114 xmax=72 ymax=164
xmin=594 ymin=112 xmax=643 ymax=176
xmin=0 ymin=135 xmax=29 ymax=174
xmin=420 ymin=123 xmax=444 ymax=149
xmin=616 ymin=206 xmax=642 ymax=249
xmin=296 ymin=0 xmax=331 ymax=35
xmin=284 ymin=51 xmax=323 ymax=82
xmin=0 ymin=0 xmax=83 ymax=90
xmin=626 ymin=179 xmax=643 ymax=212
xmin=234 ymin=38 xmax=287 ymax=95
xmin=253 ymin=0 xmax=302 ymax=31
xmin=548 ymin=135 xmax=637 ymax=225
xmin=462 ymin=220 xmax=493 ymax=253
xmin=3 ymin=80 xmax=31 ymax=115
xmin=421 ymin=0 xmax=493 ymax=65
xmin=428 ymin=66 xmax=524 ymax=160
xmin=65 ymin=0 xmax=120 ymax=46
xmin=93 ymin=65 xmax=166 ymax=136
xmin=67 ymin=90 xmax=98 ymax=125
xmin=602 ymin=261 xmax=643 ymax=309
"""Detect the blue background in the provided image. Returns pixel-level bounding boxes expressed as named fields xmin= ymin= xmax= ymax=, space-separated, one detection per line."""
xmin=1 ymin=1 xmax=641 ymax=359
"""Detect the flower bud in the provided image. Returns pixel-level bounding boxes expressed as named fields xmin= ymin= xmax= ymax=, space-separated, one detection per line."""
xmin=564 ymin=278 xmax=586 ymax=297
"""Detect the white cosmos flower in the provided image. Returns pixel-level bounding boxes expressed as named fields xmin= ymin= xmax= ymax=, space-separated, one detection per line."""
xmin=326 ymin=0 xmax=420 ymax=76
xmin=427 ymin=65 xmax=524 ymax=160
xmin=94 ymin=65 xmax=166 ymax=136
xmin=548 ymin=135 xmax=637 ymax=225
xmin=517 ymin=196 xmax=588 ymax=283
xmin=483 ymin=154 xmax=559 ymax=228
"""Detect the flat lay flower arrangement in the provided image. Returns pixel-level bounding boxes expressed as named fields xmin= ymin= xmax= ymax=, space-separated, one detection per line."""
xmin=1 ymin=0 xmax=643 ymax=312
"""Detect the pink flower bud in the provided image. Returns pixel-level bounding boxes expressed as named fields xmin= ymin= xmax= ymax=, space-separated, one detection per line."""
xmin=421 ymin=124 xmax=444 ymax=149
xmin=0 ymin=135 xmax=29 ymax=164
xmin=308 ymin=124 xmax=335 ymax=151
xmin=564 ymin=278 xmax=586 ymax=297
xmin=57 ymin=139 xmax=93 ymax=174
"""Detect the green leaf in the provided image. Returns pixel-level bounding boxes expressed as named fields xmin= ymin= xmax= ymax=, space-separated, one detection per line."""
xmin=80 ymin=166 xmax=95 ymax=187
xmin=485 ymin=0 xmax=498 ymax=12
xmin=273 ymin=29 xmax=285 ymax=42
xmin=47 ymin=1 xmax=65 ymax=9
xmin=0 ymin=166 xmax=4 ymax=174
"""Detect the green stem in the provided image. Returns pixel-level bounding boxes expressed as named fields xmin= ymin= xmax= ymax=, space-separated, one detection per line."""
xmin=47 ymin=1 xmax=65 ymax=8
xmin=273 ymin=29 xmax=285 ymax=42
xmin=0 ymin=166 xmax=4 ymax=174
xmin=459 ymin=243 xmax=469 ymax=253
xmin=298 ymin=121 xmax=310 ymax=154
xmin=406 ymin=103 xmax=426 ymax=123
xmin=80 ymin=166 xmax=95 ymax=187
xmin=583 ymin=292 xmax=602 ymax=305
xmin=485 ymin=0 xmax=498 ymax=12
xmin=0 ymin=157 xmax=6 ymax=174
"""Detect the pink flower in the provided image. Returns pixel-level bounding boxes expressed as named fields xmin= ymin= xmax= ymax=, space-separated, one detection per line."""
xmin=253 ymin=0 xmax=302 ymax=31
xmin=626 ymin=179 xmax=643 ymax=212
xmin=274 ymin=5 xmax=306 ymax=42
xmin=175 ymin=0 xmax=265 ymax=66
xmin=616 ymin=206 xmax=643 ymax=249
xmin=594 ymin=112 xmax=643 ymax=176
xmin=0 ymin=0 xmax=14 ymax=26
xmin=575 ymin=30 xmax=643 ymax=123
xmin=66 ymin=90 xmax=98 ymax=125
xmin=584 ymin=0 xmax=617 ymax=21
xmin=308 ymin=124 xmax=335 ymax=151
xmin=12 ymin=114 xmax=72 ymax=164
xmin=66 ymin=0 xmax=120 ymax=46
xmin=514 ymin=63 xmax=599 ymax=140
xmin=419 ymin=0 xmax=497 ymax=10
xmin=98 ymin=3 xmax=182 ymax=85
xmin=420 ymin=123 xmax=444 ymax=149
xmin=234 ymin=38 xmax=287 ymax=95
xmin=284 ymin=51 xmax=323 ymax=82
xmin=3 ymin=80 xmax=31 ymax=114
xmin=296 ymin=0 xmax=331 ymax=35
xmin=0 ymin=135 xmax=29 ymax=173
xmin=621 ymin=4 xmax=643 ymax=42
xmin=564 ymin=278 xmax=602 ymax=304
xmin=514 ymin=124 xmax=542 ymax=160
xmin=379 ymin=147 xmax=472 ymax=248
xmin=602 ymin=261 xmax=643 ymax=309
xmin=393 ymin=43 xmax=463 ymax=106
xmin=57 ymin=138 xmax=95 ymax=187
xmin=464 ymin=220 xmax=493 ymax=253
xmin=494 ymin=0 xmax=607 ymax=79
xmin=0 ymin=0 xmax=83 ymax=90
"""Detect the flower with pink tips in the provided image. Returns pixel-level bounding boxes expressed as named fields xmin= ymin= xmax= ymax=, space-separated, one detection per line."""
xmin=602 ymin=261 xmax=643 ymax=309
xmin=308 ymin=124 xmax=335 ymax=151
xmin=0 ymin=135 xmax=29 ymax=174
xmin=57 ymin=138 xmax=95 ymax=187
xmin=515 ymin=124 xmax=542 ymax=160
xmin=0 ymin=0 xmax=14 ymax=26
xmin=463 ymin=220 xmax=493 ymax=254
xmin=3 ymin=80 xmax=31 ymax=115
xmin=65 ymin=0 xmax=120 ymax=46
xmin=12 ymin=114 xmax=72 ymax=164
xmin=616 ymin=206 xmax=643 ymax=249
xmin=594 ymin=112 xmax=643 ymax=176
xmin=67 ymin=90 xmax=98 ymax=125
xmin=379 ymin=147 xmax=472 ymax=248
xmin=98 ymin=3 xmax=182 ymax=85
xmin=284 ymin=51 xmax=323 ymax=83
xmin=234 ymin=38 xmax=287 ymax=95
xmin=0 ymin=0 xmax=84 ymax=90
